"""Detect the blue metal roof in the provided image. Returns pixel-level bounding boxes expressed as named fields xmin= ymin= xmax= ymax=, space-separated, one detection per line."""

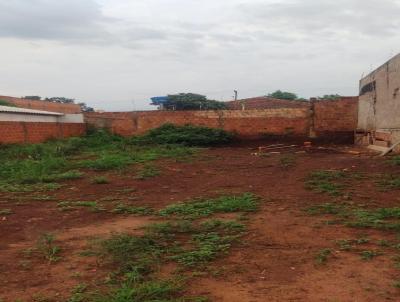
xmin=150 ymin=96 xmax=168 ymax=105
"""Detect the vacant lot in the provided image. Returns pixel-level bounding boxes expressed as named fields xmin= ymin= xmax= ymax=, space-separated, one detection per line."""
xmin=1 ymin=132 xmax=400 ymax=302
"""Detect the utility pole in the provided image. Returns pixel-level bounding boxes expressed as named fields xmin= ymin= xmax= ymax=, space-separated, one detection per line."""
xmin=234 ymin=90 xmax=238 ymax=101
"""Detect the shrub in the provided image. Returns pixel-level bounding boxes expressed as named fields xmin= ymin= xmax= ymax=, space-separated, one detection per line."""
xmin=131 ymin=124 xmax=233 ymax=146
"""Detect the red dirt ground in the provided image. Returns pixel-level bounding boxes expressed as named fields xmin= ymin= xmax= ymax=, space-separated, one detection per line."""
xmin=1 ymin=144 xmax=400 ymax=301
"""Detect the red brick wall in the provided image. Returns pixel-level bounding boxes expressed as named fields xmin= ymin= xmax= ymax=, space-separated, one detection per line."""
xmin=312 ymin=97 xmax=359 ymax=136
xmin=86 ymin=108 xmax=311 ymax=139
xmin=226 ymin=97 xmax=310 ymax=110
xmin=0 ymin=122 xmax=86 ymax=144
xmin=0 ymin=95 xmax=81 ymax=114
xmin=85 ymin=97 xmax=359 ymax=141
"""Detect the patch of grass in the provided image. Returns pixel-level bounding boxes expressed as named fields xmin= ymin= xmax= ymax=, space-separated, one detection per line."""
xmin=131 ymin=123 xmax=234 ymax=146
xmin=67 ymin=283 xmax=87 ymax=302
xmin=336 ymin=239 xmax=353 ymax=251
xmin=0 ymin=209 xmax=13 ymax=215
xmin=307 ymin=203 xmax=346 ymax=215
xmin=159 ymin=193 xmax=259 ymax=219
xmin=58 ymin=201 xmax=104 ymax=212
xmin=360 ymin=250 xmax=381 ymax=261
xmin=112 ymin=204 xmax=154 ymax=216
xmin=36 ymin=233 xmax=61 ymax=263
xmin=279 ymin=154 xmax=296 ymax=168
xmin=92 ymin=279 xmax=189 ymax=302
xmin=171 ymin=232 xmax=239 ymax=267
xmin=95 ymin=219 xmax=248 ymax=299
xmin=307 ymin=203 xmax=400 ymax=232
xmin=389 ymin=156 xmax=400 ymax=166
xmin=0 ymin=130 xmax=197 ymax=192
xmin=335 ymin=237 xmax=370 ymax=251
xmin=378 ymin=175 xmax=400 ymax=190
xmin=315 ymin=248 xmax=332 ymax=264
xmin=81 ymin=154 xmax=133 ymax=171
xmin=305 ymin=170 xmax=347 ymax=196
xmin=92 ymin=176 xmax=110 ymax=184
xmin=0 ymin=182 xmax=62 ymax=193
xmin=135 ymin=164 xmax=161 ymax=180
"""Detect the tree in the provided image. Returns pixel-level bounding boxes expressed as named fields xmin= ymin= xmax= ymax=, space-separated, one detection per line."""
xmin=44 ymin=97 xmax=94 ymax=112
xmin=23 ymin=96 xmax=41 ymax=100
xmin=318 ymin=94 xmax=341 ymax=100
xmin=44 ymin=97 xmax=75 ymax=104
xmin=163 ymin=93 xmax=227 ymax=111
xmin=78 ymin=102 xmax=94 ymax=112
xmin=267 ymin=90 xmax=299 ymax=100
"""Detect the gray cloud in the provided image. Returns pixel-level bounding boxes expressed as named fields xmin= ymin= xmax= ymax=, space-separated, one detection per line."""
xmin=0 ymin=0 xmax=399 ymax=111
xmin=238 ymin=0 xmax=400 ymax=38
xmin=0 ymin=0 xmax=110 ymax=41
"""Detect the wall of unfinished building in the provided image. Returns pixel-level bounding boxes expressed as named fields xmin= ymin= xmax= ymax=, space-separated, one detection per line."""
xmin=85 ymin=97 xmax=359 ymax=140
xmin=358 ymin=54 xmax=400 ymax=131
xmin=357 ymin=54 xmax=400 ymax=148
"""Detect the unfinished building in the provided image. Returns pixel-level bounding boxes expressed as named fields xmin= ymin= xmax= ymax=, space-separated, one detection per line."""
xmin=357 ymin=53 xmax=400 ymax=152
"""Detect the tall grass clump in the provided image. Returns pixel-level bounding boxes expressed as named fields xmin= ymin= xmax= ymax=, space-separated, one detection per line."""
xmin=131 ymin=123 xmax=234 ymax=146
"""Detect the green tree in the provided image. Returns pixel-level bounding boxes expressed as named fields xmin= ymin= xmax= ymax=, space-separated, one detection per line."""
xmin=164 ymin=93 xmax=227 ymax=111
xmin=318 ymin=94 xmax=341 ymax=100
xmin=23 ymin=96 xmax=41 ymax=100
xmin=268 ymin=90 xmax=299 ymax=100
xmin=44 ymin=97 xmax=75 ymax=104
xmin=44 ymin=97 xmax=94 ymax=112
xmin=0 ymin=99 xmax=16 ymax=107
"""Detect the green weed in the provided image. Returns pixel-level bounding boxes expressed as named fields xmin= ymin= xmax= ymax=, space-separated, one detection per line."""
xmin=280 ymin=154 xmax=296 ymax=168
xmin=135 ymin=165 xmax=161 ymax=180
xmin=159 ymin=193 xmax=259 ymax=219
xmin=131 ymin=123 xmax=233 ymax=146
xmin=0 ymin=209 xmax=13 ymax=215
xmin=378 ymin=175 xmax=400 ymax=190
xmin=389 ymin=156 xmax=400 ymax=166
xmin=315 ymin=249 xmax=332 ymax=264
xmin=112 ymin=204 xmax=154 ymax=216
xmin=307 ymin=203 xmax=400 ymax=232
xmin=81 ymin=154 xmax=133 ymax=171
xmin=36 ymin=233 xmax=61 ymax=263
xmin=92 ymin=176 xmax=110 ymax=184
xmin=360 ymin=250 xmax=381 ymax=261
xmin=306 ymin=170 xmax=347 ymax=196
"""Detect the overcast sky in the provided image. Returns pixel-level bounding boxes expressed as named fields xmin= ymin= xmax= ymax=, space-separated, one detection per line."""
xmin=0 ymin=0 xmax=399 ymax=111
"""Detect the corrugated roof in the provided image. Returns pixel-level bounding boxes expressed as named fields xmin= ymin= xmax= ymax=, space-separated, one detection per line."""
xmin=0 ymin=105 xmax=64 ymax=116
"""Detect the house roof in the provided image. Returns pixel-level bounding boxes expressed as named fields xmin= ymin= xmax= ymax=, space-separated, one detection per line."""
xmin=0 ymin=105 xmax=64 ymax=116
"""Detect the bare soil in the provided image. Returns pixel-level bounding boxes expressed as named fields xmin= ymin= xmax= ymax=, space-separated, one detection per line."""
xmin=1 ymin=144 xmax=400 ymax=302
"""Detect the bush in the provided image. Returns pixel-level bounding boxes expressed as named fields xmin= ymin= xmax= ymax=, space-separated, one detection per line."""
xmin=132 ymin=124 xmax=233 ymax=146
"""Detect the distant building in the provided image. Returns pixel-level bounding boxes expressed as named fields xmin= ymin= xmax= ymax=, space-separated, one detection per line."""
xmin=150 ymin=96 xmax=169 ymax=110
xmin=225 ymin=96 xmax=309 ymax=110
xmin=357 ymin=53 xmax=400 ymax=151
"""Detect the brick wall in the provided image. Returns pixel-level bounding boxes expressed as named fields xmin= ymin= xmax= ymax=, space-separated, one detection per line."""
xmin=0 ymin=122 xmax=86 ymax=144
xmin=0 ymin=95 xmax=81 ymax=114
xmin=86 ymin=108 xmax=311 ymax=139
xmin=312 ymin=97 xmax=359 ymax=140
xmin=85 ymin=97 xmax=359 ymax=141
xmin=226 ymin=97 xmax=310 ymax=110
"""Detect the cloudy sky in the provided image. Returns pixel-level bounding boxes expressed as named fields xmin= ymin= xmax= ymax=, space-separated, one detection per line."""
xmin=0 ymin=0 xmax=399 ymax=111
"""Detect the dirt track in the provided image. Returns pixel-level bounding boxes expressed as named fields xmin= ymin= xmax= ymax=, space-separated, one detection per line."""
xmin=1 ymin=145 xmax=400 ymax=301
